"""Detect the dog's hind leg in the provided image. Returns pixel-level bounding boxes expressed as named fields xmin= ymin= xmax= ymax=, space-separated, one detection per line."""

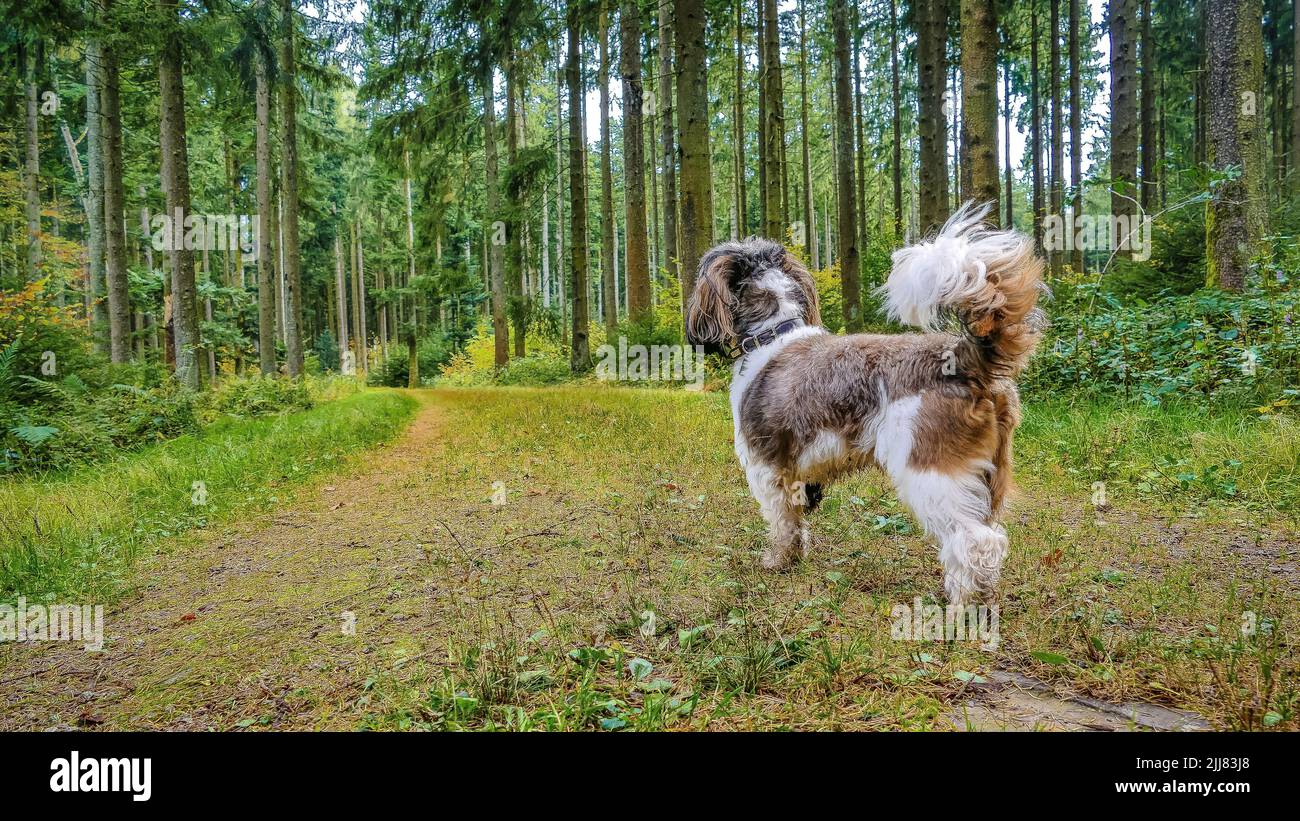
xmin=746 ymin=462 xmax=805 ymax=570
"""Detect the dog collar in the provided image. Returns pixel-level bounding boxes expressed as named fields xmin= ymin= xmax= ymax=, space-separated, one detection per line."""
xmin=728 ymin=319 xmax=803 ymax=358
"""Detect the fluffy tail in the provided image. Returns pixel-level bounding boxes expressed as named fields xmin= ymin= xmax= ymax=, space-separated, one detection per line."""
xmin=881 ymin=202 xmax=1045 ymax=377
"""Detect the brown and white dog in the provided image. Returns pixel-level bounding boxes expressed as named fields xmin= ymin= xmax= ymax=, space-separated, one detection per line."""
xmin=686 ymin=204 xmax=1044 ymax=603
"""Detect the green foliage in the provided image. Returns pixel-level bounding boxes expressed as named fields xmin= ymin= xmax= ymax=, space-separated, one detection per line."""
xmin=370 ymin=333 xmax=455 ymax=387
xmin=314 ymin=329 xmax=340 ymax=372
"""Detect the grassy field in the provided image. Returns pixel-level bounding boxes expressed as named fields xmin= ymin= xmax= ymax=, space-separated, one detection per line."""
xmin=1 ymin=385 xmax=1295 ymax=731
xmin=0 ymin=389 xmax=418 ymax=605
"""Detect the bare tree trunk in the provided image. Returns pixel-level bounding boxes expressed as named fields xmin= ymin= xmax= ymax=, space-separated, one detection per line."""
xmin=356 ymin=218 xmax=367 ymax=372
xmin=506 ymin=50 xmax=526 ymax=358
xmin=568 ymin=1 xmax=591 ymax=370
xmin=23 ymin=45 xmax=42 ymax=280
xmin=1049 ymin=0 xmax=1063 ymax=270
xmin=799 ymin=0 xmax=816 ymax=266
xmin=1069 ymin=0 xmax=1083 ymax=271
xmin=1206 ymin=0 xmax=1266 ymax=291
xmin=1139 ymin=0 xmax=1155 ymax=211
xmin=333 ymin=222 xmax=349 ymax=371
xmin=599 ymin=4 xmax=617 ymax=338
xmin=658 ymin=0 xmax=678 ymax=282
xmin=675 ymin=0 xmax=713 ymax=316
xmin=735 ymin=0 xmax=747 ymax=238
xmin=1031 ymin=0 xmax=1044 ymax=247
xmin=1292 ymin=0 xmax=1300 ymax=194
xmin=761 ymin=0 xmax=783 ymax=239
xmin=918 ymin=0 xmax=950 ymax=235
xmin=279 ymin=0 xmax=304 ymax=376
xmin=1004 ymin=51 xmax=1013 ymax=228
xmin=84 ymin=31 xmax=108 ymax=351
xmin=960 ymin=0 xmax=1001 ymax=221
xmin=890 ymin=0 xmax=903 ymax=239
xmin=832 ymin=0 xmax=861 ymax=331
xmin=621 ymin=0 xmax=651 ymax=320
xmin=404 ymin=148 xmax=417 ymax=340
xmin=254 ymin=38 xmax=276 ymax=375
xmin=483 ymin=68 xmax=508 ymax=366
xmin=101 ymin=1 xmax=131 ymax=363
xmin=1109 ymin=0 xmax=1138 ymax=254
xmin=158 ymin=0 xmax=200 ymax=388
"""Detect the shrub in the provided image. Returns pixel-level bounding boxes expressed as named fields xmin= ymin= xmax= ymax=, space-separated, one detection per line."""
xmin=371 ymin=333 xmax=455 ymax=387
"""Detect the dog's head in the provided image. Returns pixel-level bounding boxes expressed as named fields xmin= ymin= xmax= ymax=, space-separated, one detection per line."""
xmin=685 ymin=239 xmax=821 ymax=356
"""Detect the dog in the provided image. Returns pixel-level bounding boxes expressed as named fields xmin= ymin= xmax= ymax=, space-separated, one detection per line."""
xmin=685 ymin=203 xmax=1044 ymax=604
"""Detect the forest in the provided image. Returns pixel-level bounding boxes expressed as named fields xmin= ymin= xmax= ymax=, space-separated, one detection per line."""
xmin=0 ymin=0 xmax=1297 ymax=732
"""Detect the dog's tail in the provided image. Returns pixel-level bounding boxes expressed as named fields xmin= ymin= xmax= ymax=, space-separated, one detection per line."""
xmin=881 ymin=202 xmax=1045 ymax=377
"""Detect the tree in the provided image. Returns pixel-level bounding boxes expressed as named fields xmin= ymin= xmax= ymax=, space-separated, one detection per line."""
xmin=279 ymin=0 xmax=304 ymax=377
xmin=84 ymin=20 xmax=107 ymax=351
xmin=599 ymin=3 xmax=616 ymax=338
xmin=158 ymin=0 xmax=200 ymax=388
xmin=1069 ymin=0 xmax=1083 ymax=271
xmin=889 ymin=0 xmax=902 ymax=240
xmin=1139 ymin=0 xmax=1155 ymax=211
xmin=22 ymin=43 xmax=41 ymax=280
xmin=483 ymin=64 xmax=508 ymax=366
xmin=960 ymin=0 xmax=1000 ymax=221
xmin=567 ymin=0 xmax=590 ymax=371
xmin=253 ymin=25 xmax=276 ymax=376
xmin=620 ymin=0 xmax=650 ymax=319
xmin=799 ymin=0 xmax=815 ymax=266
xmin=658 ymin=0 xmax=677 ymax=281
xmin=674 ymin=0 xmax=711 ymax=314
xmin=917 ymin=0 xmax=950 ymax=235
xmin=1205 ymin=0 xmax=1266 ymax=291
xmin=1109 ymin=0 xmax=1138 ymax=256
xmin=1049 ymin=0 xmax=1063 ymax=271
xmin=831 ymin=0 xmax=860 ymax=331
xmin=760 ymin=0 xmax=783 ymax=239
xmin=101 ymin=0 xmax=130 ymax=362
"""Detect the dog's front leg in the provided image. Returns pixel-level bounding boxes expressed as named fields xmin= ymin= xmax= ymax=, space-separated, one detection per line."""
xmin=745 ymin=462 xmax=804 ymax=570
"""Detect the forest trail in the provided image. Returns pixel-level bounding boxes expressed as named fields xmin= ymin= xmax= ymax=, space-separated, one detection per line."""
xmin=1 ymin=387 xmax=1283 ymax=730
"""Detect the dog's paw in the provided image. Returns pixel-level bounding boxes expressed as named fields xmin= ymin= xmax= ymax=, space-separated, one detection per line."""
xmin=760 ymin=550 xmax=793 ymax=571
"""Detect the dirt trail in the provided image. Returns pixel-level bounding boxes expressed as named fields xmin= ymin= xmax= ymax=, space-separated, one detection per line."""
xmin=0 ymin=392 xmax=453 ymax=730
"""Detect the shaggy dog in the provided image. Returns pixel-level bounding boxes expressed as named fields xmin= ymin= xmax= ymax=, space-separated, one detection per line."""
xmin=685 ymin=204 xmax=1044 ymax=603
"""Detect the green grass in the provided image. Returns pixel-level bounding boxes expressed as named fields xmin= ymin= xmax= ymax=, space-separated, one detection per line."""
xmin=0 ymin=388 xmax=418 ymax=605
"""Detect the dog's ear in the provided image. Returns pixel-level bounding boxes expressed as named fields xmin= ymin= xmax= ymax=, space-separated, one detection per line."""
xmin=783 ymin=252 xmax=821 ymax=327
xmin=686 ymin=248 xmax=737 ymax=353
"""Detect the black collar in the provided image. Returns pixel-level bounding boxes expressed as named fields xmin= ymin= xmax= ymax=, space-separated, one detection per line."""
xmin=727 ymin=319 xmax=803 ymax=358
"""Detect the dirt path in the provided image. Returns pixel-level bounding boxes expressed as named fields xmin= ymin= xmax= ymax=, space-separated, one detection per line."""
xmin=1 ymin=392 xmax=454 ymax=730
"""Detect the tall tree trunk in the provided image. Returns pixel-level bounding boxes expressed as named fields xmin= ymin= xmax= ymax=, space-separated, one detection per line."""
xmin=355 ymin=218 xmax=368 ymax=372
xmin=890 ymin=0 xmax=903 ymax=239
xmin=1206 ymin=0 xmax=1266 ymax=291
xmin=734 ymin=0 xmax=747 ymax=238
xmin=23 ymin=44 xmax=42 ymax=280
xmin=832 ymin=0 xmax=861 ymax=331
xmin=674 ymin=0 xmax=713 ymax=316
xmin=599 ymin=4 xmax=617 ymax=338
xmin=1049 ymin=0 xmax=1063 ymax=271
xmin=158 ymin=0 xmax=200 ymax=388
xmin=101 ymin=1 xmax=131 ymax=363
xmin=334 ymin=223 xmax=349 ymax=371
xmin=761 ymin=0 xmax=783 ymax=239
xmin=1139 ymin=0 xmax=1155 ymax=211
xmin=1109 ymin=0 xmax=1138 ymax=255
xmin=853 ymin=23 xmax=867 ymax=247
xmin=757 ymin=2 xmax=767 ymax=233
xmin=1031 ymin=0 xmax=1044 ymax=246
xmin=279 ymin=0 xmax=304 ymax=376
xmin=506 ymin=50 xmax=526 ymax=358
xmin=918 ymin=0 xmax=950 ymax=235
xmin=960 ymin=0 xmax=1000 ymax=221
xmin=621 ymin=0 xmax=651 ymax=319
xmin=1003 ymin=51 xmax=1013 ymax=227
xmin=658 ymin=0 xmax=678 ymax=282
xmin=84 ymin=31 xmax=107 ymax=351
xmin=254 ymin=38 xmax=276 ymax=375
xmin=567 ymin=1 xmax=591 ymax=370
xmin=1292 ymin=0 xmax=1300 ymax=194
xmin=404 ymin=148 xmax=417 ymax=341
xmin=1069 ymin=0 xmax=1083 ymax=271
xmin=799 ymin=0 xmax=816 ymax=267
xmin=483 ymin=68 xmax=508 ymax=367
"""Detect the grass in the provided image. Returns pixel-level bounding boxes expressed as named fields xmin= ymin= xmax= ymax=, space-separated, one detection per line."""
xmin=0 ymin=388 xmax=418 ymax=605
xmin=350 ymin=387 xmax=1297 ymax=731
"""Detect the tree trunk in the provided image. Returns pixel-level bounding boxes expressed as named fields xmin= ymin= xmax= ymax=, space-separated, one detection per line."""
xmin=658 ymin=0 xmax=678 ymax=282
xmin=1049 ymin=0 xmax=1063 ymax=271
xmin=1031 ymin=0 xmax=1044 ymax=246
xmin=23 ymin=45 xmax=42 ymax=281
xmin=761 ymin=0 xmax=783 ymax=239
xmin=404 ymin=148 xmax=417 ymax=340
xmin=1139 ymin=0 xmax=1155 ymax=211
xmin=279 ymin=0 xmax=304 ymax=376
xmin=599 ymin=4 xmax=617 ymax=338
xmin=889 ymin=0 xmax=903 ymax=239
xmin=674 ymin=0 xmax=713 ymax=317
xmin=158 ymin=0 xmax=200 ymax=388
xmin=483 ymin=68 xmax=508 ymax=367
xmin=621 ymin=0 xmax=651 ymax=319
xmin=918 ymin=0 xmax=950 ymax=235
xmin=356 ymin=219 xmax=367 ymax=372
xmin=84 ymin=31 xmax=107 ymax=351
xmin=506 ymin=50 xmax=526 ymax=358
xmin=1069 ymin=0 xmax=1083 ymax=271
xmin=832 ymin=0 xmax=861 ymax=331
xmin=101 ymin=1 xmax=131 ymax=363
xmin=1004 ymin=51 xmax=1013 ymax=228
xmin=254 ymin=38 xmax=276 ymax=375
xmin=1109 ymin=0 xmax=1138 ymax=254
xmin=1206 ymin=0 xmax=1266 ymax=291
xmin=960 ymin=0 xmax=1000 ymax=221
xmin=1292 ymin=0 xmax=1299 ymax=194
xmin=334 ymin=224 xmax=349 ymax=371
xmin=567 ymin=1 xmax=591 ymax=371
xmin=799 ymin=0 xmax=816 ymax=266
